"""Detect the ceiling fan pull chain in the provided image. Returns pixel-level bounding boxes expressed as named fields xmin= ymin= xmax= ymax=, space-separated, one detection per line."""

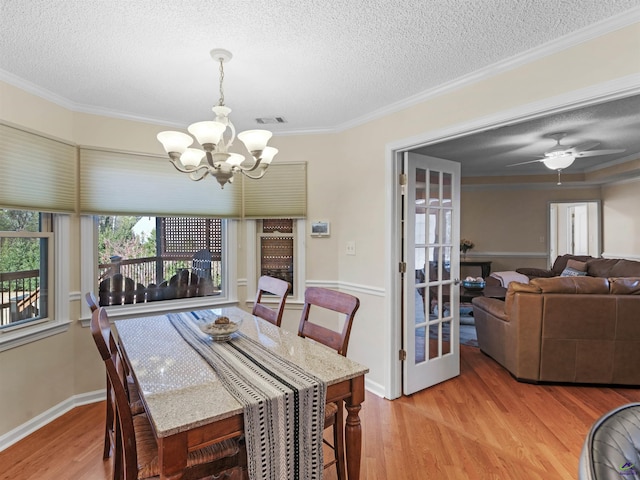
xmin=557 ymin=170 xmax=562 ymax=186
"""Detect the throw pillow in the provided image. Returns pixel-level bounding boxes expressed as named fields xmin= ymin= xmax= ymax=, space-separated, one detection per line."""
xmin=561 ymin=267 xmax=587 ymax=277
xmin=566 ymin=259 xmax=587 ymax=272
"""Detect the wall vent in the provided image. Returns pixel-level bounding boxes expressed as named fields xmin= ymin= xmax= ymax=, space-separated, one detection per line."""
xmin=255 ymin=117 xmax=287 ymax=124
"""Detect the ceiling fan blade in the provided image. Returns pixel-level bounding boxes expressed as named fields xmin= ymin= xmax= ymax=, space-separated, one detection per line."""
xmin=506 ymin=158 xmax=545 ymax=167
xmin=568 ymin=141 xmax=599 ymax=154
xmin=575 ymin=148 xmax=626 ymax=157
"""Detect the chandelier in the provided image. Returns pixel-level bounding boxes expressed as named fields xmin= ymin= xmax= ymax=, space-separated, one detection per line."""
xmin=157 ymin=49 xmax=278 ymax=188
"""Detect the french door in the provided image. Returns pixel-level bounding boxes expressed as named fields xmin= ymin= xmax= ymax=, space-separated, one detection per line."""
xmin=403 ymin=153 xmax=461 ymax=395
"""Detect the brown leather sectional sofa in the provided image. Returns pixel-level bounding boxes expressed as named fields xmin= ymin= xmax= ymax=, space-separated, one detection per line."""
xmin=472 ymin=275 xmax=640 ymax=385
xmin=516 ymin=254 xmax=640 ymax=279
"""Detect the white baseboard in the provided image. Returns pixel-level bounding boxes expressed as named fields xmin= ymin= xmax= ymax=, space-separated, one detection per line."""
xmin=0 ymin=389 xmax=105 ymax=452
xmin=365 ymin=379 xmax=386 ymax=399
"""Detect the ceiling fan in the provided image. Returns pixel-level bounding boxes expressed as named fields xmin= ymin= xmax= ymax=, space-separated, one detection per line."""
xmin=507 ymin=132 xmax=626 ymax=185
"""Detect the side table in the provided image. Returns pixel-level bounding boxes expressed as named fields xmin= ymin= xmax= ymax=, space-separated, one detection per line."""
xmin=460 ymin=285 xmax=507 ymax=303
xmin=460 ymin=261 xmax=492 ymax=279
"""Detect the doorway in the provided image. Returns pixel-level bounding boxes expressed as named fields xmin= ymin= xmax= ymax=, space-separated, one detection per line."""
xmin=385 ymin=84 xmax=639 ymax=400
xmin=549 ymin=201 xmax=601 ymax=265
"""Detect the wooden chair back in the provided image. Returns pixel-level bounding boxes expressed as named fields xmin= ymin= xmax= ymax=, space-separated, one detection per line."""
xmin=252 ymin=276 xmax=291 ymax=327
xmin=297 ymin=287 xmax=360 ymax=356
xmin=90 ymin=307 xmax=139 ymax=479
xmin=192 ymin=249 xmax=213 ymax=280
xmin=85 ymin=291 xmax=99 ymax=312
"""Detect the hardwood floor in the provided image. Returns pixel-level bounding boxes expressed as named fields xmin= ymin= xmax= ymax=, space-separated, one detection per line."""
xmin=2 ymin=345 xmax=639 ymax=480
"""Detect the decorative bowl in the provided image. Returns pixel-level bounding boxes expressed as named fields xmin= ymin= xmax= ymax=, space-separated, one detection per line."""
xmin=198 ymin=314 xmax=243 ymax=341
xmin=462 ymin=280 xmax=486 ymax=291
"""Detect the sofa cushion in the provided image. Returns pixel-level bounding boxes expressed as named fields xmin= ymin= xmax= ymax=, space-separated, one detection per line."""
xmin=561 ymin=267 xmax=587 ymax=277
xmin=551 ymin=254 xmax=594 ymax=275
xmin=531 ymin=276 xmax=610 ymax=294
xmin=609 ymin=277 xmax=640 ymax=295
xmin=566 ymin=259 xmax=587 ymax=271
xmin=586 ymin=258 xmax=620 ymax=277
xmin=505 ymin=281 xmax=541 ymax=313
xmin=609 ymin=259 xmax=640 ymax=277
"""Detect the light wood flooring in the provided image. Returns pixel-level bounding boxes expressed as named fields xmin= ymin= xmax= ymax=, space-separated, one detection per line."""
xmin=2 ymin=345 xmax=639 ymax=480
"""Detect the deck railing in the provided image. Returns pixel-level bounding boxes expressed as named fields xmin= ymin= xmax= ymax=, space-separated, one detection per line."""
xmin=1 ymin=256 xmax=223 ymax=325
xmin=0 ymin=269 xmax=41 ymax=326
xmin=99 ymin=255 xmax=222 ymax=287
xmin=98 ymin=255 xmax=222 ymax=306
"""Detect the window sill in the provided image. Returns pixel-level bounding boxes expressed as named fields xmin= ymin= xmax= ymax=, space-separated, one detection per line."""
xmin=0 ymin=320 xmax=71 ymax=353
xmin=79 ymin=296 xmax=240 ymax=327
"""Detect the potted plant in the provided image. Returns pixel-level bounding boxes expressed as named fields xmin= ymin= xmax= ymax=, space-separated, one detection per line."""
xmin=460 ymin=238 xmax=474 ymax=260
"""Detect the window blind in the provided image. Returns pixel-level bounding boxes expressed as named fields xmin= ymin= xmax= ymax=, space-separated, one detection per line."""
xmin=80 ymin=148 xmax=306 ymax=218
xmin=242 ymin=162 xmax=307 ymax=218
xmin=79 ymin=148 xmax=242 ymax=217
xmin=0 ymin=123 xmax=76 ymax=213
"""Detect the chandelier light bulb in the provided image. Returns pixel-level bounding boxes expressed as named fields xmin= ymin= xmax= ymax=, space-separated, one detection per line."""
xmin=260 ymin=146 xmax=279 ymax=165
xmin=226 ymin=153 xmax=246 ymax=166
xmin=157 ymin=131 xmax=193 ymax=154
xmin=180 ymin=148 xmax=206 ymax=167
xmin=237 ymin=130 xmax=273 ymax=153
xmin=187 ymin=121 xmax=226 ymax=147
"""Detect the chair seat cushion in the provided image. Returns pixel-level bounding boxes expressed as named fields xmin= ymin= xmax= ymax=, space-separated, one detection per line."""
xmin=324 ymin=401 xmax=338 ymax=427
xmin=134 ymin=413 xmax=240 ymax=479
xmin=126 ymin=376 xmax=145 ymax=415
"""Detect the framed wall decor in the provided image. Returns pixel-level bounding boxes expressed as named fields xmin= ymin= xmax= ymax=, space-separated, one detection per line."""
xmin=310 ymin=221 xmax=330 ymax=237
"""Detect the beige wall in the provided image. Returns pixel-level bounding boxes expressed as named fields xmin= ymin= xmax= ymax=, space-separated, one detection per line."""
xmin=460 ymin=185 xmax=603 ymax=272
xmin=602 ymin=177 xmax=640 ymax=257
xmin=1 ymin=21 xmax=640 ymax=440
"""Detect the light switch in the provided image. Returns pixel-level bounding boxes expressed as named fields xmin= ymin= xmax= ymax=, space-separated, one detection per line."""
xmin=346 ymin=241 xmax=356 ymax=256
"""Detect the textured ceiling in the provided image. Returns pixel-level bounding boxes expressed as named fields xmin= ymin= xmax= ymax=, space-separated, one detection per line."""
xmin=1 ymin=1 xmax=640 ymax=178
xmin=414 ymin=94 xmax=640 ymax=177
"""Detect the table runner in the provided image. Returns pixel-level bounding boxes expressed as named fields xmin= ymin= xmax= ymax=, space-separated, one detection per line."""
xmin=168 ymin=311 xmax=326 ymax=480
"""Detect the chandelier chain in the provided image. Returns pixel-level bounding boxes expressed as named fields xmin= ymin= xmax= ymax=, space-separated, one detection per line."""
xmin=218 ymin=58 xmax=225 ymax=106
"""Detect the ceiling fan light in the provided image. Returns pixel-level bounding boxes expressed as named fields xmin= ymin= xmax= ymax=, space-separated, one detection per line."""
xmin=543 ymin=154 xmax=574 ymax=170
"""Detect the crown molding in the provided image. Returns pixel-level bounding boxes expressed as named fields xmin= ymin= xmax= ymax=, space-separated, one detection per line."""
xmin=336 ymin=8 xmax=640 ymax=133
xmin=2 ymin=8 xmax=638 ymax=135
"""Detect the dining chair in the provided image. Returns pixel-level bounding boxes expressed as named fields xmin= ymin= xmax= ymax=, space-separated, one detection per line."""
xmin=90 ymin=307 xmax=243 ymax=480
xmin=297 ymin=286 xmax=360 ymax=480
xmin=252 ymin=276 xmax=291 ymax=327
xmin=85 ymin=292 xmax=143 ymax=461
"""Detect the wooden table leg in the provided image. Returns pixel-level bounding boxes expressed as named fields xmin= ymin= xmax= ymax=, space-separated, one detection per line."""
xmin=344 ymin=375 xmax=365 ymax=480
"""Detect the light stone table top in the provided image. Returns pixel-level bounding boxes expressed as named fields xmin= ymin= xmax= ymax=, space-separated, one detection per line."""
xmin=114 ymin=306 xmax=369 ymax=438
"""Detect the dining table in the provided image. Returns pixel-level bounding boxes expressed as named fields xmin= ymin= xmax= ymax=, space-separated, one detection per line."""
xmin=114 ymin=306 xmax=369 ymax=480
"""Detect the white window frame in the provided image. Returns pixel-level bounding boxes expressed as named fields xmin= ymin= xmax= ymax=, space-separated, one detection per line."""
xmin=79 ymin=215 xmax=238 ymax=323
xmin=0 ymin=214 xmax=71 ymax=352
xmin=245 ymin=219 xmax=306 ymax=306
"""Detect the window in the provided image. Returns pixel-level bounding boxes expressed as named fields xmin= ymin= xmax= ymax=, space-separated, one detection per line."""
xmin=0 ymin=209 xmax=53 ymax=330
xmin=246 ymin=219 xmax=304 ymax=305
xmin=95 ymin=215 xmax=226 ymax=307
xmin=258 ymin=219 xmax=295 ymax=295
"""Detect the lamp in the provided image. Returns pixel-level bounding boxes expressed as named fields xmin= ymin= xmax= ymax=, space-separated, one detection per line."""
xmin=157 ymin=49 xmax=278 ymax=188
